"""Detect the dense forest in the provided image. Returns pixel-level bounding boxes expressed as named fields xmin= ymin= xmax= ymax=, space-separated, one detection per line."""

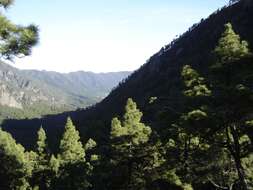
xmin=0 ymin=0 xmax=253 ymax=190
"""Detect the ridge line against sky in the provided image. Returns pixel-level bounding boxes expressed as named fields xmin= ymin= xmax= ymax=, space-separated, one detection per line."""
xmin=6 ymin=0 xmax=228 ymax=73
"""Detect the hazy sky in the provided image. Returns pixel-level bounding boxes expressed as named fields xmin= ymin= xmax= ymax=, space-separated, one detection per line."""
xmin=6 ymin=0 xmax=227 ymax=73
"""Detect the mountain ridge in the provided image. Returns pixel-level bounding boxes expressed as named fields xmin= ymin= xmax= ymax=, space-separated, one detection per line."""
xmin=0 ymin=61 xmax=130 ymax=121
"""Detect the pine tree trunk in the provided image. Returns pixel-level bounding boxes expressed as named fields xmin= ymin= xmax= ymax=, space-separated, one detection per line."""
xmin=234 ymin=156 xmax=248 ymax=190
xmin=230 ymin=125 xmax=248 ymax=190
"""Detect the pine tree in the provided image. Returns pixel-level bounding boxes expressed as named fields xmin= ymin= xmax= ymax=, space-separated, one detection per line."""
xmin=36 ymin=127 xmax=48 ymax=159
xmin=176 ymin=65 xmax=212 ymax=185
xmin=31 ymin=127 xmax=50 ymax=189
xmin=211 ymin=23 xmax=252 ymax=190
xmin=176 ymin=23 xmax=252 ymax=189
xmin=110 ymin=98 xmax=167 ymax=190
xmin=58 ymin=117 xmax=85 ymax=164
xmin=111 ymin=98 xmax=151 ymax=146
xmin=0 ymin=0 xmax=39 ymax=60
xmin=0 ymin=128 xmax=30 ymax=189
xmin=214 ymin=23 xmax=249 ymax=64
xmin=167 ymin=64 xmax=240 ymax=189
xmin=56 ymin=117 xmax=91 ymax=190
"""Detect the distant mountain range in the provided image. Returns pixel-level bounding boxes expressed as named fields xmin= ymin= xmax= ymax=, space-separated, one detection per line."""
xmin=0 ymin=62 xmax=130 ymax=121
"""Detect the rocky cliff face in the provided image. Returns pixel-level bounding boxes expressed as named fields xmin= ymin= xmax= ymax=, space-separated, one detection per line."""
xmin=0 ymin=83 xmax=23 ymax=109
xmin=0 ymin=64 xmax=58 ymax=109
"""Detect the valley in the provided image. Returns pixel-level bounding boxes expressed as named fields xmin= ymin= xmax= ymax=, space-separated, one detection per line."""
xmin=0 ymin=62 xmax=130 ymax=121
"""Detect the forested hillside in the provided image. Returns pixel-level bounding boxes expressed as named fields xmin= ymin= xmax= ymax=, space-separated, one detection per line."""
xmin=1 ymin=0 xmax=253 ymax=189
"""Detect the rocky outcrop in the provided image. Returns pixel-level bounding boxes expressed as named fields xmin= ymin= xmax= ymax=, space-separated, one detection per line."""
xmin=0 ymin=83 xmax=22 ymax=109
xmin=0 ymin=63 xmax=58 ymax=109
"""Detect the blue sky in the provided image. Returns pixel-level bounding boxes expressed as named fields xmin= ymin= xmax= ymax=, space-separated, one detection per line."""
xmin=6 ymin=0 xmax=228 ymax=73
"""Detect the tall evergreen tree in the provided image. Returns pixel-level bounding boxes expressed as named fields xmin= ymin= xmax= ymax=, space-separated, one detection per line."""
xmin=58 ymin=117 xmax=85 ymax=164
xmin=177 ymin=65 xmax=238 ymax=189
xmin=31 ymin=127 xmax=50 ymax=189
xmin=110 ymin=98 xmax=152 ymax=189
xmin=210 ymin=23 xmax=252 ymax=190
xmin=161 ymin=65 xmax=217 ymax=188
xmin=176 ymin=23 xmax=252 ymax=189
xmin=111 ymin=98 xmax=152 ymax=145
xmin=56 ymin=117 xmax=91 ymax=190
xmin=36 ymin=127 xmax=48 ymax=159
